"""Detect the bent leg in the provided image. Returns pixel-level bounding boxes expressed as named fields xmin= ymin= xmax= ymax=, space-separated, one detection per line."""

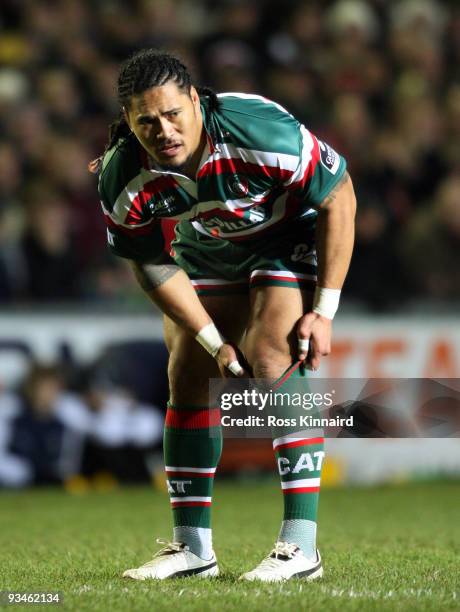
xmin=163 ymin=294 xmax=248 ymax=558
xmin=244 ymin=285 xmax=313 ymax=377
xmin=164 ymin=293 xmax=248 ymax=404
xmin=244 ymin=286 xmax=324 ymax=561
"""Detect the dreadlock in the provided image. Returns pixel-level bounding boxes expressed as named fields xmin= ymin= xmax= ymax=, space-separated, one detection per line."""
xmin=88 ymin=49 xmax=220 ymax=173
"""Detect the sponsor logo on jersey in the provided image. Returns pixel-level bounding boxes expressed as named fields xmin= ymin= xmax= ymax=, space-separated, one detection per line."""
xmin=318 ymin=140 xmax=340 ymax=175
xmin=202 ymin=207 xmax=266 ymax=234
xmin=149 ymin=195 xmax=176 ymax=215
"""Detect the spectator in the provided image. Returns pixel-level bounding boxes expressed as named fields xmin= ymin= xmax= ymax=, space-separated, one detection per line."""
xmin=19 ymin=182 xmax=80 ymax=301
xmin=5 ymin=363 xmax=88 ymax=486
xmin=0 ymin=389 xmax=31 ymax=487
xmin=80 ymin=378 xmax=163 ymax=483
xmin=0 ymin=360 xmax=165 ymax=488
xmin=401 ymin=174 xmax=460 ymax=301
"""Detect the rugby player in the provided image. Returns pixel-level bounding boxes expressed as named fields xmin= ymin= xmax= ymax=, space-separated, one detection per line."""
xmin=92 ymin=49 xmax=356 ymax=582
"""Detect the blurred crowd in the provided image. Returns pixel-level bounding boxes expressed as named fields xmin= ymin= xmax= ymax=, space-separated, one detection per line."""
xmin=0 ymin=361 xmax=165 ymax=488
xmin=0 ymin=0 xmax=459 ymax=311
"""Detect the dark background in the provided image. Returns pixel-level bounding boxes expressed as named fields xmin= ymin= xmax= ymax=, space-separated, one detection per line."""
xmin=0 ymin=0 xmax=458 ymax=312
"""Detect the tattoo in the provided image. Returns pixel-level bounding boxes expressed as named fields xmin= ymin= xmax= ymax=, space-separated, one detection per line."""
xmin=320 ymin=171 xmax=350 ymax=209
xmin=129 ymin=256 xmax=180 ymax=292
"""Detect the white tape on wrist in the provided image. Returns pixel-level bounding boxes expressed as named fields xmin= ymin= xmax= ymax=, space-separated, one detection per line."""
xmin=313 ymin=286 xmax=341 ymax=320
xmin=298 ymin=338 xmax=310 ymax=354
xmin=195 ymin=322 xmax=225 ymax=357
xmin=227 ymin=361 xmax=244 ymax=376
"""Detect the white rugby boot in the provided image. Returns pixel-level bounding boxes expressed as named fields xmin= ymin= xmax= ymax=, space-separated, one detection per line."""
xmin=240 ymin=542 xmax=323 ymax=582
xmin=122 ymin=539 xmax=219 ymax=580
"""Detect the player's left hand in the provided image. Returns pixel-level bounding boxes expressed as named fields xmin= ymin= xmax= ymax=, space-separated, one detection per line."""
xmin=297 ymin=312 xmax=332 ymax=371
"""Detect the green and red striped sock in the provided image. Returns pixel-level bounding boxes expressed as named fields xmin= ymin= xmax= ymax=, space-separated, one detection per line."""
xmin=271 ymin=363 xmax=325 ymax=560
xmin=163 ymin=404 xmax=222 ymax=559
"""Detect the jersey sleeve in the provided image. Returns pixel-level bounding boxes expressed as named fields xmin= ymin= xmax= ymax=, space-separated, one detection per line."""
xmin=283 ymin=124 xmax=347 ymax=209
xmin=97 ymin=143 xmax=165 ymax=262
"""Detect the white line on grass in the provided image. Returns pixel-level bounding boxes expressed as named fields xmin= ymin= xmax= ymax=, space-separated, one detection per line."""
xmin=72 ymin=585 xmax=458 ymax=600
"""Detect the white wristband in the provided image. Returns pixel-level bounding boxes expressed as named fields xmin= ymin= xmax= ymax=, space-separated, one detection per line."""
xmin=313 ymin=287 xmax=341 ymax=320
xmin=195 ymin=322 xmax=225 ymax=357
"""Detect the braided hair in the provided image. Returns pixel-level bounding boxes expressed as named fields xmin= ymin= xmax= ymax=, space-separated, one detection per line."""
xmin=88 ymin=49 xmax=220 ymax=173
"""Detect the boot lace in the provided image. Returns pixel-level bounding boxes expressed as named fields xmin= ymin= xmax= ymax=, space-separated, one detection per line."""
xmin=255 ymin=541 xmax=299 ymax=570
xmin=140 ymin=539 xmax=187 ymax=568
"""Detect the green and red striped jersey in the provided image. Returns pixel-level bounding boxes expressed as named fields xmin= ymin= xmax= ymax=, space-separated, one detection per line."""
xmin=98 ymin=92 xmax=347 ymax=261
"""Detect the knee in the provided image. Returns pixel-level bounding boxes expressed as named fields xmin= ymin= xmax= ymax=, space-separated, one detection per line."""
xmin=245 ymin=321 xmax=295 ymax=379
xmin=248 ymin=343 xmax=292 ymax=380
xmin=251 ymin=358 xmax=290 ymax=379
xmin=167 ymin=345 xmax=217 ymax=402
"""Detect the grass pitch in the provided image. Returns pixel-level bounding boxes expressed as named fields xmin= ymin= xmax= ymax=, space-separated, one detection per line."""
xmin=1 ymin=480 xmax=459 ymax=611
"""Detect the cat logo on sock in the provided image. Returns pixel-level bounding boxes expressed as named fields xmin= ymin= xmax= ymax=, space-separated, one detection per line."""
xmin=277 ymin=452 xmax=325 ymax=476
xmin=167 ymin=480 xmax=192 ymax=494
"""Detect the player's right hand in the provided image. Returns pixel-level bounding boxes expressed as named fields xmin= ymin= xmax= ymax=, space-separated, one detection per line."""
xmin=215 ymin=342 xmax=251 ymax=378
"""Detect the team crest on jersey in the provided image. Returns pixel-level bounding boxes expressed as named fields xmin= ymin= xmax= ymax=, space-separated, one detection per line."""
xmin=318 ymin=140 xmax=340 ymax=175
xmin=227 ymin=175 xmax=249 ymax=197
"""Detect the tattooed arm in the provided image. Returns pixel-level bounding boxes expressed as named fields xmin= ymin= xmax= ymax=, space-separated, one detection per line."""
xmin=129 ymin=254 xmax=214 ymax=336
xmin=129 ymin=254 xmax=249 ymax=376
xmin=129 ymin=254 xmax=180 ymax=292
